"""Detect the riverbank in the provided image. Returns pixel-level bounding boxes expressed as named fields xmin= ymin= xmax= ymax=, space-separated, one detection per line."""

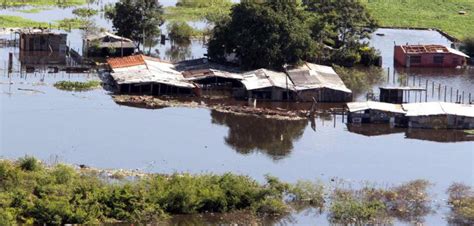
xmin=1 ymin=157 xmax=471 ymax=225
xmin=363 ymin=0 xmax=474 ymax=40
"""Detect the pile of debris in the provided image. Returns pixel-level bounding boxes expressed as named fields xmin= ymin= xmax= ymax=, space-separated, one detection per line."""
xmin=113 ymin=95 xmax=308 ymax=120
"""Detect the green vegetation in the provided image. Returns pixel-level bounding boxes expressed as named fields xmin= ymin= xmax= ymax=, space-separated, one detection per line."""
xmin=0 ymin=15 xmax=48 ymax=28
xmin=2 ymin=157 xmax=470 ymax=225
xmin=448 ymin=183 xmax=474 ymax=224
xmin=164 ymin=0 xmax=232 ymax=22
xmin=56 ymin=18 xmax=85 ymax=29
xmin=208 ymin=0 xmax=380 ymax=70
xmin=16 ymin=7 xmax=51 ymax=13
xmin=72 ymin=7 xmax=98 ymax=17
xmin=208 ymin=1 xmax=317 ymax=70
xmin=1 ymin=0 xmax=86 ymax=7
xmin=54 ymin=80 xmax=101 ymax=91
xmin=0 ymin=158 xmax=316 ymax=224
xmin=329 ymin=180 xmax=432 ymax=224
xmin=334 ymin=65 xmax=385 ymax=96
xmin=167 ymin=21 xmax=202 ymax=43
xmin=361 ymin=0 xmax=474 ymax=40
xmin=106 ymin=0 xmax=165 ymax=50
xmin=465 ymin=130 xmax=474 ymax=135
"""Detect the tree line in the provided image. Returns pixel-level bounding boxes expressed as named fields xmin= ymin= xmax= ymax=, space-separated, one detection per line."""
xmin=106 ymin=0 xmax=381 ymax=70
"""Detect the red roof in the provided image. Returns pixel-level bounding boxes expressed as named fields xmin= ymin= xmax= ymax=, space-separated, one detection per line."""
xmin=107 ymin=55 xmax=146 ymax=69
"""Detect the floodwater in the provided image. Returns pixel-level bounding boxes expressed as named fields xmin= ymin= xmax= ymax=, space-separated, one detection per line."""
xmin=1 ymin=1 xmax=473 ymax=225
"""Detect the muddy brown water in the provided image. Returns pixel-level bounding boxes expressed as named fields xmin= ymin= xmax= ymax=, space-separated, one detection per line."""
xmin=1 ymin=1 xmax=473 ymax=225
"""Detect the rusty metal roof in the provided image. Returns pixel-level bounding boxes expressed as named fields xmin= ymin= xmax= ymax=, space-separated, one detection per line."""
xmin=107 ymin=55 xmax=146 ymax=69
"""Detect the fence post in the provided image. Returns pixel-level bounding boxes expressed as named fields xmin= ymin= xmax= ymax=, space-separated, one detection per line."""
xmin=425 ymin=80 xmax=428 ymax=102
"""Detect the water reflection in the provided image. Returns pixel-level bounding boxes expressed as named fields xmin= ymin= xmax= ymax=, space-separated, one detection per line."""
xmin=347 ymin=124 xmax=474 ymax=143
xmin=211 ymin=110 xmax=308 ymax=160
xmin=164 ymin=40 xmax=192 ymax=62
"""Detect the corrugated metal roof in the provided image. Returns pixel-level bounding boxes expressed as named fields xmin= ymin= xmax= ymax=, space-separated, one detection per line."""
xmin=107 ymin=55 xmax=145 ymax=69
xmin=182 ymin=69 xmax=243 ymax=81
xmin=241 ymin=69 xmax=292 ymax=91
xmin=109 ymin=55 xmax=195 ymax=88
xmin=346 ymin=101 xmax=406 ymax=114
xmin=403 ymin=102 xmax=474 ymax=117
xmin=380 ymin=86 xmax=426 ymax=91
xmin=447 ymin=47 xmax=470 ymax=58
xmin=288 ymin=63 xmax=351 ymax=93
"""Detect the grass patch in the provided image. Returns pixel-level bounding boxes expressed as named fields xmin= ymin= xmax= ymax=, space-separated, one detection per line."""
xmin=1 ymin=0 xmax=86 ymax=7
xmin=465 ymin=130 xmax=474 ymax=135
xmin=362 ymin=0 xmax=474 ymax=40
xmin=0 ymin=15 xmax=48 ymax=28
xmin=54 ymin=80 xmax=101 ymax=91
xmin=16 ymin=7 xmax=51 ymax=13
xmin=329 ymin=180 xmax=432 ymax=224
xmin=164 ymin=0 xmax=232 ymax=22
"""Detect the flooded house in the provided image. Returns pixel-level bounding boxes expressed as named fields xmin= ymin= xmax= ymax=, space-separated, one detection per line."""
xmin=346 ymin=101 xmax=407 ymax=124
xmin=394 ymin=44 xmax=469 ymax=68
xmin=402 ymin=102 xmax=474 ymax=129
xmin=240 ymin=69 xmax=295 ymax=101
xmin=287 ymin=63 xmax=352 ymax=102
xmin=19 ymin=29 xmax=67 ymax=53
xmin=107 ymin=55 xmax=197 ymax=95
xmin=84 ymin=32 xmax=135 ymax=57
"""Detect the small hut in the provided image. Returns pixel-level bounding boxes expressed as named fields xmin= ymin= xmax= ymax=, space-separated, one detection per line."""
xmin=346 ymin=101 xmax=407 ymax=125
xmin=287 ymin=63 xmax=352 ymax=102
xmin=84 ymin=32 xmax=135 ymax=57
xmin=107 ymin=55 xmax=197 ymax=95
xmin=19 ymin=29 xmax=67 ymax=53
xmin=240 ymin=69 xmax=295 ymax=101
xmin=379 ymin=86 xmax=426 ymax=104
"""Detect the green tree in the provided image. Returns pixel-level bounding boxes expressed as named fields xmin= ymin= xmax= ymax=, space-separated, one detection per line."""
xmin=208 ymin=1 xmax=317 ymax=70
xmin=303 ymin=0 xmax=379 ymax=66
xmin=106 ymin=0 xmax=165 ymax=50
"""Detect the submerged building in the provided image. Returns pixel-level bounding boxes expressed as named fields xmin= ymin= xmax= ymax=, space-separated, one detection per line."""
xmin=19 ymin=29 xmax=67 ymax=53
xmin=107 ymin=55 xmax=197 ymax=95
xmin=240 ymin=69 xmax=294 ymax=101
xmin=394 ymin=44 xmax=469 ymax=68
xmin=287 ymin=63 xmax=352 ymax=102
xmin=346 ymin=101 xmax=474 ymax=129
xmin=84 ymin=32 xmax=135 ymax=57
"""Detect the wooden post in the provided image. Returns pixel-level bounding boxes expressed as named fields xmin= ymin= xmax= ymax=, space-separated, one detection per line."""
xmin=444 ymin=86 xmax=447 ymax=102
xmin=432 ymin=81 xmax=434 ymax=97
xmin=438 ymin=84 xmax=441 ymax=100
xmin=387 ymin=67 xmax=390 ymax=83
xmin=456 ymin=89 xmax=459 ymax=103
xmin=462 ymin=91 xmax=465 ymax=104
xmin=425 ymin=80 xmax=428 ymax=102
xmin=469 ymin=93 xmax=472 ymax=104
xmin=450 ymin=87 xmax=453 ymax=102
xmin=8 ymin=52 xmax=13 ymax=74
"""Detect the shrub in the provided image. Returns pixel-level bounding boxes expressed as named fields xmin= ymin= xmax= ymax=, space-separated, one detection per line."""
xmin=447 ymin=183 xmax=474 ymax=224
xmin=461 ymin=37 xmax=474 ymax=58
xmin=18 ymin=156 xmax=41 ymax=172
xmin=54 ymin=80 xmax=101 ymax=91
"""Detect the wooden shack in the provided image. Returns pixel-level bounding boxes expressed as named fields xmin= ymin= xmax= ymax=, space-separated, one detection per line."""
xmin=346 ymin=101 xmax=407 ymax=125
xmin=394 ymin=45 xmax=469 ymax=68
xmin=287 ymin=63 xmax=352 ymax=102
xmin=19 ymin=30 xmax=67 ymax=53
xmin=107 ymin=55 xmax=197 ymax=96
xmin=379 ymin=86 xmax=426 ymax=104
xmin=240 ymin=69 xmax=295 ymax=101
xmin=84 ymin=32 xmax=135 ymax=57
